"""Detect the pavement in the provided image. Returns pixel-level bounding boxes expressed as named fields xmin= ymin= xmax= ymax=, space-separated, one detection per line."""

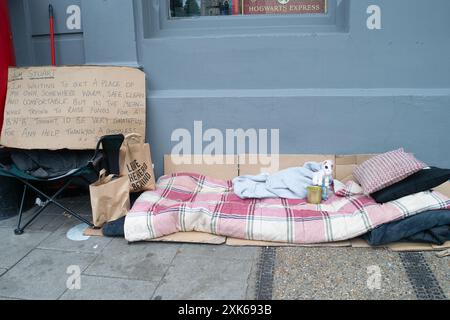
xmin=0 ymin=195 xmax=448 ymax=300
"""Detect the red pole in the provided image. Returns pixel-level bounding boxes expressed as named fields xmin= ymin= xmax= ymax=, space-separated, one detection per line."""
xmin=0 ymin=0 xmax=16 ymax=134
xmin=232 ymin=0 xmax=240 ymax=15
xmin=49 ymin=4 xmax=56 ymax=66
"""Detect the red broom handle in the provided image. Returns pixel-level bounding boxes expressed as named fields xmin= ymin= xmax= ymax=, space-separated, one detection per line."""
xmin=232 ymin=0 xmax=240 ymax=15
xmin=49 ymin=4 xmax=56 ymax=66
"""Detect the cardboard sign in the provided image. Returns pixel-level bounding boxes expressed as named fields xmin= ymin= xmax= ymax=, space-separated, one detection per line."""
xmin=243 ymin=0 xmax=326 ymax=15
xmin=1 ymin=66 xmax=146 ymax=150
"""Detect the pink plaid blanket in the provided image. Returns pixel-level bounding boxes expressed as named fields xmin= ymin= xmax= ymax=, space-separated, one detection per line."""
xmin=125 ymin=173 xmax=450 ymax=244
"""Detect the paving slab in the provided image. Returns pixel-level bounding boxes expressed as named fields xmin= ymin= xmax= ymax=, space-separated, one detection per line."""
xmin=28 ymin=213 xmax=70 ymax=232
xmin=59 ymin=275 xmax=158 ymax=300
xmin=0 ymin=228 xmax=51 ymax=269
xmin=272 ymin=247 xmax=416 ymax=300
xmin=153 ymin=255 xmax=255 ymax=300
xmin=423 ymin=252 xmax=450 ymax=299
xmin=0 ymin=201 xmax=87 ymax=233
xmin=0 ymin=249 xmax=96 ymax=300
xmin=1 ymin=194 xmax=447 ymax=301
xmin=178 ymin=243 xmax=260 ymax=261
xmin=0 ymin=296 xmax=22 ymax=300
xmin=0 ymin=215 xmax=18 ymax=229
xmin=37 ymin=220 xmax=112 ymax=254
xmin=84 ymin=239 xmax=180 ymax=282
xmin=0 ymin=209 xmax=31 ymax=228
xmin=57 ymin=195 xmax=92 ymax=209
xmin=0 ymin=212 xmax=72 ymax=232
xmin=38 ymin=196 xmax=93 ymax=218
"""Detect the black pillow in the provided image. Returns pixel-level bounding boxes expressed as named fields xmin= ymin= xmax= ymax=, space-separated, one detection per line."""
xmin=370 ymin=167 xmax=450 ymax=203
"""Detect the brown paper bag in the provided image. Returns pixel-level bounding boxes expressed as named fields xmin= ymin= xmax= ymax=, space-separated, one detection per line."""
xmin=89 ymin=169 xmax=131 ymax=227
xmin=119 ymin=133 xmax=156 ymax=193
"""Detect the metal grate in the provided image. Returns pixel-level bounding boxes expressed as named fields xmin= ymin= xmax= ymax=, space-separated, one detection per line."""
xmin=255 ymin=247 xmax=277 ymax=300
xmin=399 ymin=252 xmax=447 ymax=300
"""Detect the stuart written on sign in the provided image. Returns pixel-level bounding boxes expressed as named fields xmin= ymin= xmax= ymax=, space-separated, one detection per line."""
xmin=1 ymin=66 xmax=146 ymax=150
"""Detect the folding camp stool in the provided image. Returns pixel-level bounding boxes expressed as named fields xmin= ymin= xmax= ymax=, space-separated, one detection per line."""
xmin=0 ymin=134 xmax=124 ymax=235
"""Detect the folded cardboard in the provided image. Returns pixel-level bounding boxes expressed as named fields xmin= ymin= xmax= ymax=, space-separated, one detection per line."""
xmin=84 ymin=227 xmax=103 ymax=237
xmin=84 ymin=226 xmax=450 ymax=252
xmin=83 ymin=227 xmax=226 ymax=244
xmin=226 ymin=237 xmax=352 ymax=248
xmin=335 ymin=155 xmax=358 ymax=166
xmin=351 ymin=238 xmax=450 ymax=251
xmin=387 ymin=242 xmax=439 ymax=252
xmin=350 ymin=238 xmax=376 ymax=248
xmin=85 ymin=154 xmax=450 ymax=252
xmin=335 ymin=164 xmax=357 ymax=182
xmin=434 ymin=181 xmax=450 ymax=198
xmin=432 ymin=241 xmax=450 ymax=250
xmin=335 ymin=154 xmax=376 ymax=181
xmin=162 ymin=153 xmax=449 ymax=251
xmin=238 ymin=154 xmax=334 ymax=176
xmin=164 ymin=155 xmax=238 ymax=180
xmin=148 ymin=231 xmax=226 ymax=245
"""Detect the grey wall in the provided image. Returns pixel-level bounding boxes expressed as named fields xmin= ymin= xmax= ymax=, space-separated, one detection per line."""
xmin=81 ymin=0 xmax=139 ymax=66
xmin=8 ymin=0 xmax=450 ymax=177
xmin=140 ymin=0 xmax=450 ymax=90
xmin=9 ymin=0 xmax=85 ymax=66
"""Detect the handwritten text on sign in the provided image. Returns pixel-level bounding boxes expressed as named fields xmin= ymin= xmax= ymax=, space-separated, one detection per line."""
xmin=1 ymin=66 xmax=146 ymax=150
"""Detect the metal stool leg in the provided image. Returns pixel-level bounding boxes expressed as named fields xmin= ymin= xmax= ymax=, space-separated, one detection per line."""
xmin=14 ymin=177 xmax=94 ymax=235
xmin=14 ymin=184 xmax=28 ymax=235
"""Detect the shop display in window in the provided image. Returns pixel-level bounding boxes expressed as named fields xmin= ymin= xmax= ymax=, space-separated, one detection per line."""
xmin=169 ymin=0 xmax=327 ymax=18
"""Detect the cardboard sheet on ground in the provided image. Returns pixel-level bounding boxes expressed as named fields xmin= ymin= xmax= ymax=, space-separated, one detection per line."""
xmin=226 ymin=238 xmax=352 ymax=247
xmin=148 ymin=232 xmax=226 ymax=245
xmin=84 ymin=227 xmax=450 ymax=252
xmin=1 ymin=66 xmax=146 ymax=150
xmin=86 ymin=154 xmax=450 ymax=252
xmin=161 ymin=154 xmax=450 ymax=251
xmin=84 ymin=227 xmax=226 ymax=245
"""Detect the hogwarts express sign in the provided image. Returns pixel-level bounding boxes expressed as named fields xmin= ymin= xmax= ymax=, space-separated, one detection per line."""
xmin=243 ymin=0 xmax=326 ymax=15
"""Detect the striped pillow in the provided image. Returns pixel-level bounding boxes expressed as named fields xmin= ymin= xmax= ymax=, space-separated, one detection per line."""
xmin=353 ymin=149 xmax=427 ymax=194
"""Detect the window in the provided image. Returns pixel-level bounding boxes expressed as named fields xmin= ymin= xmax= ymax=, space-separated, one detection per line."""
xmin=169 ymin=0 xmax=327 ymax=19
xmin=141 ymin=0 xmax=348 ymax=38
